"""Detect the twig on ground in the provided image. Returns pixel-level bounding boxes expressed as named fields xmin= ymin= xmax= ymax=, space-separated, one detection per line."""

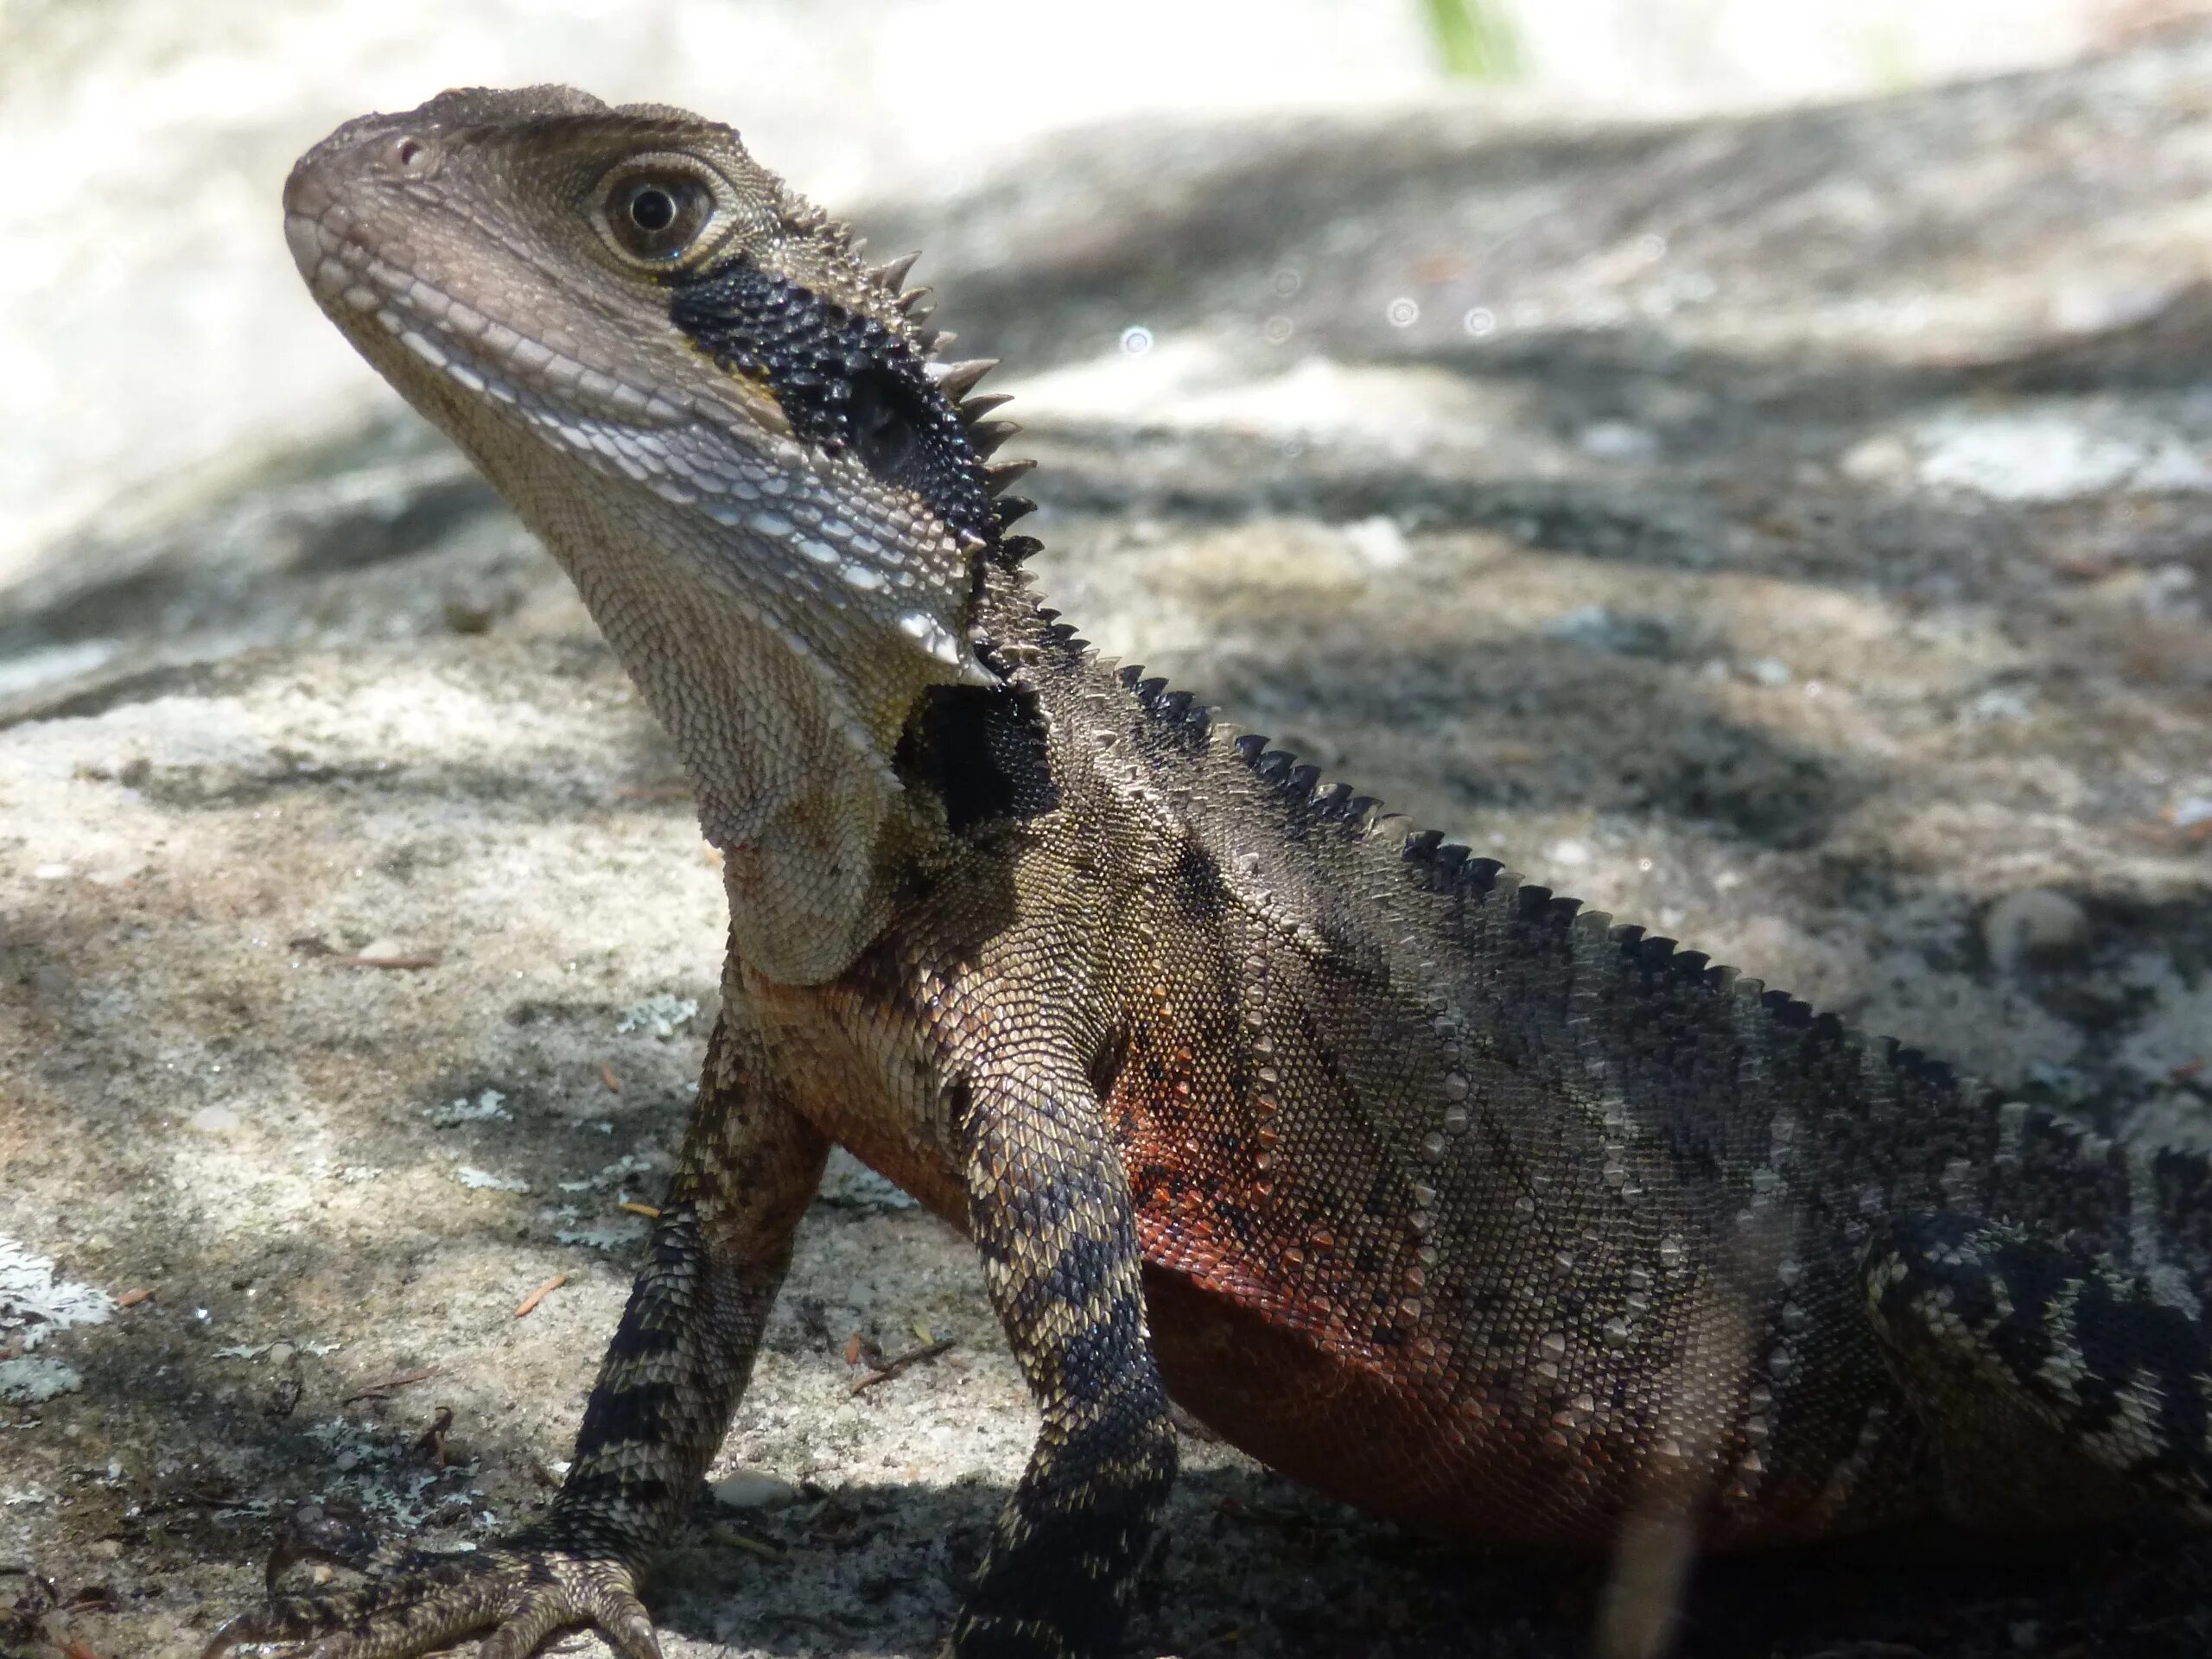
xmin=513 ymin=1273 xmax=567 ymax=1319
xmin=341 ymin=1365 xmax=444 ymax=1403
xmin=849 ymin=1336 xmax=958 ymax=1395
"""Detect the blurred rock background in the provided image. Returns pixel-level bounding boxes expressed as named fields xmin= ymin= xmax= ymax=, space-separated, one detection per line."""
xmin=3 ymin=3 xmax=2210 ymax=1656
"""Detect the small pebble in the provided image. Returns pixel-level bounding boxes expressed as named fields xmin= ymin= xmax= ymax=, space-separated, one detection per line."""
xmin=1577 ymin=420 xmax=1657 ymax=461
xmin=1574 ymin=422 xmax=1663 ymax=462
xmin=442 ymin=596 xmax=497 ymax=634
xmin=1342 ymin=516 xmax=1408 ymax=570
xmin=711 ymin=1471 xmax=798 ymax=1511
xmin=1839 ymin=433 xmax=1912 ymax=481
xmin=1983 ymin=889 xmax=2088 ymax=974
xmin=1743 ymin=657 xmax=1791 ymax=687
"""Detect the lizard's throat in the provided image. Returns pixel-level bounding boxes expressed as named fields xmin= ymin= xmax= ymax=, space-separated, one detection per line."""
xmin=562 ymin=514 xmax=931 ymax=827
xmin=522 ymin=482 xmax=959 ymax=983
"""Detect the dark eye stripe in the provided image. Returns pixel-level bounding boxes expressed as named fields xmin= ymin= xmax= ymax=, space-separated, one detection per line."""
xmin=666 ymin=256 xmax=996 ymax=550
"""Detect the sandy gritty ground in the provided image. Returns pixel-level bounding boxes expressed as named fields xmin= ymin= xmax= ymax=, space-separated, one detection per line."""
xmin=5 ymin=29 xmax=2212 ymax=1659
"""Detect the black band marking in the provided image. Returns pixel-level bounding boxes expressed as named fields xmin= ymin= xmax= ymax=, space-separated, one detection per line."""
xmin=667 ymin=256 xmax=997 ymax=548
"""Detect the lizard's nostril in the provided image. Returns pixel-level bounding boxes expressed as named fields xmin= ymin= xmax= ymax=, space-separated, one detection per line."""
xmin=388 ymin=134 xmax=430 ymax=172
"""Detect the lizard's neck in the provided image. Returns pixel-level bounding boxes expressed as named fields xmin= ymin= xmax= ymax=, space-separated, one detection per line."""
xmin=528 ymin=483 xmax=950 ymax=986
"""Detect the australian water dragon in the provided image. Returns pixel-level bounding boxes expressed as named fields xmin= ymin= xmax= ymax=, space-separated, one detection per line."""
xmin=227 ymin=85 xmax=2212 ymax=1658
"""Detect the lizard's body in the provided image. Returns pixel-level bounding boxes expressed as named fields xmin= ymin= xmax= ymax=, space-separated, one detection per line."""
xmin=741 ymin=568 xmax=2202 ymax=1554
xmin=227 ymin=86 xmax=2212 ymax=1659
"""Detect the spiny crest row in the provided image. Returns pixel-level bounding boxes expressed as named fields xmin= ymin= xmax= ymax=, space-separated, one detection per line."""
xmin=1201 ymin=706 xmax=1975 ymax=1098
xmin=1113 ymin=660 xmax=1213 ymax=744
xmin=1102 ymin=661 xmax=1412 ymax=848
xmin=1085 ymin=623 xmax=1972 ymax=1104
xmin=1397 ymin=816 xmax=1982 ymax=1096
xmin=828 ymin=238 xmax=1043 ymax=568
xmin=912 ymin=347 xmax=1039 ymax=569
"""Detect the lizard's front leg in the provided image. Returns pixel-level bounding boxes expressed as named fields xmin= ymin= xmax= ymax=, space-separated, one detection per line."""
xmin=948 ymin=1052 xmax=1179 ymax=1659
xmin=206 ymin=1005 xmax=829 ymax=1659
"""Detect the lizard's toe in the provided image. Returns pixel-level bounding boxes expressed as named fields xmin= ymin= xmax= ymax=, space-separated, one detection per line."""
xmin=203 ymin=1540 xmax=658 ymax=1659
xmin=476 ymin=1569 xmax=658 ymax=1659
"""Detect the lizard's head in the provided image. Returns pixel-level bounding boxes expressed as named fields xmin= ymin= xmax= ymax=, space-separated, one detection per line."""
xmin=286 ymin=87 xmax=1047 ymax=981
xmin=283 ymin=85 xmax=1017 ymax=682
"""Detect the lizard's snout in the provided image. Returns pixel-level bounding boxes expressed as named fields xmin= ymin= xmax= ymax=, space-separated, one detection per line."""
xmin=283 ymin=116 xmax=445 ymax=277
xmin=285 ymin=121 xmax=439 ymax=312
xmin=281 ymin=204 xmax=322 ymax=282
xmin=281 ymin=149 xmax=338 ymax=280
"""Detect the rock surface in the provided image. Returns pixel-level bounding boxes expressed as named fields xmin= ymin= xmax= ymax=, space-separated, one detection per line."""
xmin=5 ymin=28 xmax=2212 ymax=1659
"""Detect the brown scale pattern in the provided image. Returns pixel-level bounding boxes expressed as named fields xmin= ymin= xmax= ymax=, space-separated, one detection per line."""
xmin=742 ymin=568 xmax=1949 ymax=1559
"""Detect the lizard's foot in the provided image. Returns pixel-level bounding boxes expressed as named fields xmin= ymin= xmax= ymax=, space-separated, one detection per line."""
xmin=203 ymin=1524 xmax=658 ymax=1659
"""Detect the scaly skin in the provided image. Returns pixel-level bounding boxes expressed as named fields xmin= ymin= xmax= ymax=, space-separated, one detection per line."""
xmin=221 ymin=86 xmax=2212 ymax=1659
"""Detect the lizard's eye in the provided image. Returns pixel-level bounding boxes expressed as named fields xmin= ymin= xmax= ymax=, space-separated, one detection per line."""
xmin=625 ymin=184 xmax=679 ymax=233
xmin=593 ymin=159 xmax=725 ymax=268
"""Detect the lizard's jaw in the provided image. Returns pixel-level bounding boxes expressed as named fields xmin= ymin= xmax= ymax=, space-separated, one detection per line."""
xmin=289 ymin=204 xmax=703 ymax=435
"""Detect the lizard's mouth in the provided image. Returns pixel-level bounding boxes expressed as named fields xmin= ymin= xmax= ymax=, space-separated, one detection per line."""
xmin=286 ymin=203 xmax=698 ymax=435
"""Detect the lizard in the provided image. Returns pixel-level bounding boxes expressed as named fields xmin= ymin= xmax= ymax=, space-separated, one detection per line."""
xmin=228 ymin=84 xmax=2212 ymax=1659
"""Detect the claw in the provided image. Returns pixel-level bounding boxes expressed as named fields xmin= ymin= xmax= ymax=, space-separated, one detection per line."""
xmin=474 ymin=1597 xmax=569 ymax=1659
xmin=205 ymin=1541 xmax=653 ymax=1659
xmin=604 ymin=1601 xmax=665 ymax=1659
